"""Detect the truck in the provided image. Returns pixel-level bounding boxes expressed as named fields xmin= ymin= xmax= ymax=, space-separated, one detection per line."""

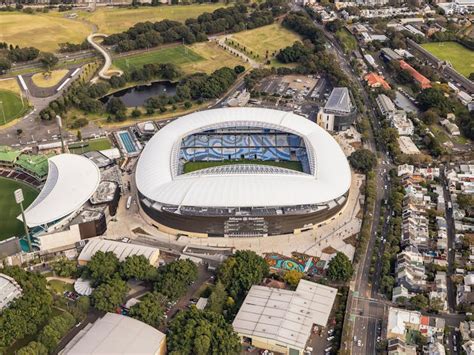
xmin=126 ymin=196 xmax=132 ymax=209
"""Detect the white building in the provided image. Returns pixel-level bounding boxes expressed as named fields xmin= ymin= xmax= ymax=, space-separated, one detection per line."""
xmin=232 ymin=280 xmax=337 ymax=355
xmin=0 ymin=273 xmax=22 ymax=311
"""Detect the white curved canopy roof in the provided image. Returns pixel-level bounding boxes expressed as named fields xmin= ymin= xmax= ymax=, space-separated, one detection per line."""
xmin=18 ymin=154 xmax=100 ymax=227
xmin=136 ymin=108 xmax=351 ymax=208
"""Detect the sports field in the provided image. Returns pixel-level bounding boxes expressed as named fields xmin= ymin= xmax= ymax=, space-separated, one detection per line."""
xmin=228 ymin=23 xmax=301 ymax=62
xmin=0 ymin=90 xmax=28 ymax=125
xmin=31 ymin=69 xmax=69 ymax=88
xmin=114 ymin=42 xmax=247 ymax=75
xmin=68 ymin=137 xmax=112 ymax=154
xmin=183 ymin=160 xmax=303 ymax=174
xmin=421 ymin=42 xmax=474 ymax=77
xmin=0 ymin=177 xmax=38 ymax=240
xmin=114 ymin=46 xmax=204 ymax=73
xmin=0 ymin=12 xmax=91 ymax=52
xmin=75 ymin=3 xmax=226 ymax=34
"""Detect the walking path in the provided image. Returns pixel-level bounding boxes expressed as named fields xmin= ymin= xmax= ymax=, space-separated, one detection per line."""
xmin=87 ymin=33 xmax=123 ymax=81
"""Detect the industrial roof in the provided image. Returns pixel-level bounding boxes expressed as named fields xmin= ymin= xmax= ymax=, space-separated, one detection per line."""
xmin=0 ymin=273 xmax=22 ymax=311
xmin=18 ymin=154 xmax=100 ymax=227
xmin=136 ymin=108 xmax=351 ymax=208
xmin=232 ymin=280 xmax=337 ymax=351
xmin=63 ymin=313 xmax=165 ymax=355
xmin=78 ymin=238 xmax=160 ymax=265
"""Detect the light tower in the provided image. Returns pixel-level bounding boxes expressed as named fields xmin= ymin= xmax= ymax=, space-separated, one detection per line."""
xmin=56 ymin=115 xmax=65 ymax=153
xmin=14 ymin=188 xmax=33 ymax=252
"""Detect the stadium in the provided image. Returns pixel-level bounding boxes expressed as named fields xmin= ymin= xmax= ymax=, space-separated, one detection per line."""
xmin=136 ymin=107 xmax=351 ymax=237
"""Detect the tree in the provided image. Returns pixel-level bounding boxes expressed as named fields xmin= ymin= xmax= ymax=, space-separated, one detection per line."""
xmin=91 ymin=278 xmax=129 ymax=312
xmin=17 ymin=341 xmax=48 ymax=355
xmin=327 ymin=252 xmax=353 ymax=282
xmin=39 ymin=52 xmax=58 ymax=71
xmin=218 ymin=250 xmax=269 ymax=300
xmin=87 ymin=251 xmax=120 ymax=285
xmin=283 ymin=270 xmax=304 ymax=288
xmin=129 ymin=292 xmax=167 ymax=328
xmin=207 ymin=281 xmax=227 ymax=314
xmin=234 ymin=65 xmax=245 ymax=74
xmin=0 ymin=57 xmax=11 ymax=73
xmin=51 ymin=257 xmax=77 ymax=277
xmin=409 ymin=294 xmax=429 ymax=311
xmin=457 ymin=193 xmax=473 ymax=211
xmin=154 ymin=260 xmax=198 ymax=301
xmin=348 ymin=149 xmax=377 ymax=173
xmin=37 ymin=312 xmax=76 ymax=352
xmin=76 ymin=130 xmax=82 ymax=141
xmin=106 ymin=97 xmax=126 ymax=116
xmin=167 ymin=308 xmax=240 ymax=355
xmin=120 ymin=255 xmax=157 ymax=281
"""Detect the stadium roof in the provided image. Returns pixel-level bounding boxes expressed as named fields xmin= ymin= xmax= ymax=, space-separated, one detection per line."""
xmin=0 ymin=273 xmax=22 ymax=311
xmin=78 ymin=238 xmax=160 ymax=265
xmin=232 ymin=280 xmax=337 ymax=351
xmin=16 ymin=153 xmax=52 ymax=177
xmin=62 ymin=313 xmax=165 ymax=355
xmin=18 ymin=154 xmax=100 ymax=227
xmin=0 ymin=146 xmax=21 ymax=164
xmin=136 ymin=108 xmax=351 ymax=208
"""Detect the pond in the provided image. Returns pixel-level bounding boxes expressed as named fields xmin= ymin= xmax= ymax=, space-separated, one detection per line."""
xmin=101 ymin=81 xmax=177 ymax=107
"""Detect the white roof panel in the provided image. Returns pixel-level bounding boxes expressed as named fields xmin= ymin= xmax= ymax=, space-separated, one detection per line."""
xmin=136 ymin=108 xmax=351 ymax=208
xmin=18 ymin=154 xmax=100 ymax=227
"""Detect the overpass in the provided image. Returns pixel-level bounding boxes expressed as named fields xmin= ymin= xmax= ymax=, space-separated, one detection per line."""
xmin=87 ymin=33 xmax=123 ymax=81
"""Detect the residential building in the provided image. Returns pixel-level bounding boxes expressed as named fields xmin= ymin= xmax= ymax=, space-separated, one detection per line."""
xmin=317 ymin=87 xmax=357 ymax=131
xmin=396 ymin=246 xmax=427 ymax=291
xmin=399 ymin=60 xmax=431 ymax=89
xmin=365 ymin=72 xmax=391 ymax=90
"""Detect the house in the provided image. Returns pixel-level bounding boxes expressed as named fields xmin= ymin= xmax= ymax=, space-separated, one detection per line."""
xmin=399 ymin=60 xmax=431 ymax=89
xmin=365 ymin=72 xmax=391 ymax=90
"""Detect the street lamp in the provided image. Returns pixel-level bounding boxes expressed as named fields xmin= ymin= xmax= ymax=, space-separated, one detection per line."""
xmin=0 ymin=101 xmax=6 ymax=126
xmin=56 ymin=115 xmax=65 ymax=153
xmin=14 ymin=188 xmax=33 ymax=252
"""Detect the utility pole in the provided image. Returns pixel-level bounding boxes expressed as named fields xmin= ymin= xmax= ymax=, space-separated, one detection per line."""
xmin=56 ymin=115 xmax=65 ymax=153
xmin=15 ymin=189 xmax=33 ymax=252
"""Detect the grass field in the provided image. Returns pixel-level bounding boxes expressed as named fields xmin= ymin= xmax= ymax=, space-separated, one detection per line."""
xmin=0 ymin=177 xmax=38 ymax=240
xmin=75 ymin=4 xmax=226 ymax=34
xmin=114 ymin=42 xmax=247 ymax=75
xmin=0 ymin=78 xmax=22 ymax=95
xmin=114 ymin=45 xmax=204 ymax=73
xmin=183 ymin=160 xmax=303 ymax=174
xmin=228 ymin=23 xmax=301 ymax=62
xmin=421 ymin=42 xmax=474 ymax=77
xmin=0 ymin=12 xmax=91 ymax=52
xmin=336 ymin=28 xmax=357 ymax=53
xmin=0 ymin=90 xmax=28 ymax=125
xmin=48 ymin=279 xmax=74 ymax=294
xmin=68 ymin=137 xmax=112 ymax=154
xmin=31 ymin=69 xmax=69 ymax=88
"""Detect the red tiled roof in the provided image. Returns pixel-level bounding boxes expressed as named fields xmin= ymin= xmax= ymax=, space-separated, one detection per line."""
xmin=364 ymin=72 xmax=391 ymax=90
xmin=399 ymin=60 xmax=431 ymax=89
xmin=420 ymin=315 xmax=430 ymax=326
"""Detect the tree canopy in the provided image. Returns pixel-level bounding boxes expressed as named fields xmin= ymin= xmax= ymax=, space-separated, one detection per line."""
xmin=327 ymin=252 xmax=353 ymax=282
xmin=87 ymin=251 xmax=120 ymax=285
xmin=91 ymin=278 xmax=129 ymax=312
xmin=348 ymin=149 xmax=377 ymax=173
xmin=283 ymin=269 xmax=304 ymax=288
xmin=129 ymin=292 xmax=167 ymax=329
xmin=167 ymin=308 xmax=240 ymax=355
xmin=120 ymin=255 xmax=157 ymax=281
xmin=154 ymin=259 xmax=198 ymax=301
xmin=51 ymin=257 xmax=77 ymax=278
xmin=218 ymin=250 xmax=269 ymax=300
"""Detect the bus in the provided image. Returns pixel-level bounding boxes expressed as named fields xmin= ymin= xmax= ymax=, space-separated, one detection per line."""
xmin=126 ymin=196 xmax=132 ymax=209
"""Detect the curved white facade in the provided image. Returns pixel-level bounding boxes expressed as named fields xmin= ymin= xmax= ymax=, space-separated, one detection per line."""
xmin=136 ymin=108 xmax=351 ymax=208
xmin=18 ymin=154 xmax=101 ymax=227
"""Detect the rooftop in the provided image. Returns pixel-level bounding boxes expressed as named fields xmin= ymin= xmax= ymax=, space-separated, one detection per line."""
xmin=324 ymin=87 xmax=354 ymax=115
xmin=232 ymin=279 xmax=337 ymax=351
xmin=0 ymin=273 xmax=22 ymax=311
xmin=62 ymin=313 xmax=165 ymax=354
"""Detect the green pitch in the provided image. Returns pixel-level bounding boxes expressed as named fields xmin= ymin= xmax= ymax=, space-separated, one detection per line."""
xmin=113 ymin=46 xmax=204 ymax=73
xmin=421 ymin=42 xmax=474 ymax=78
xmin=0 ymin=90 xmax=28 ymax=125
xmin=0 ymin=177 xmax=38 ymax=240
xmin=183 ymin=160 xmax=303 ymax=174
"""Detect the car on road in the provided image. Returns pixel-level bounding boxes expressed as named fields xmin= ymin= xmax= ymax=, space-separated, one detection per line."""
xmin=357 ymin=340 xmax=362 ymax=347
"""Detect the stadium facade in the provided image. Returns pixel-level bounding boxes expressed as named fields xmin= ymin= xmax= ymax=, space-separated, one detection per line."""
xmin=135 ymin=108 xmax=351 ymax=237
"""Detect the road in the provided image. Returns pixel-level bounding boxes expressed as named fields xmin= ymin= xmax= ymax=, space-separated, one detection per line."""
xmin=310 ymin=19 xmax=395 ymax=355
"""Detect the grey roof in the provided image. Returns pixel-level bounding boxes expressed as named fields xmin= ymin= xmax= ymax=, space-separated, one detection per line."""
xmin=0 ymin=273 xmax=22 ymax=311
xmin=324 ymin=87 xmax=354 ymax=115
xmin=232 ymin=280 xmax=337 ymax=351
xmin=63 ymin=313 xmax=165 ymax=354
